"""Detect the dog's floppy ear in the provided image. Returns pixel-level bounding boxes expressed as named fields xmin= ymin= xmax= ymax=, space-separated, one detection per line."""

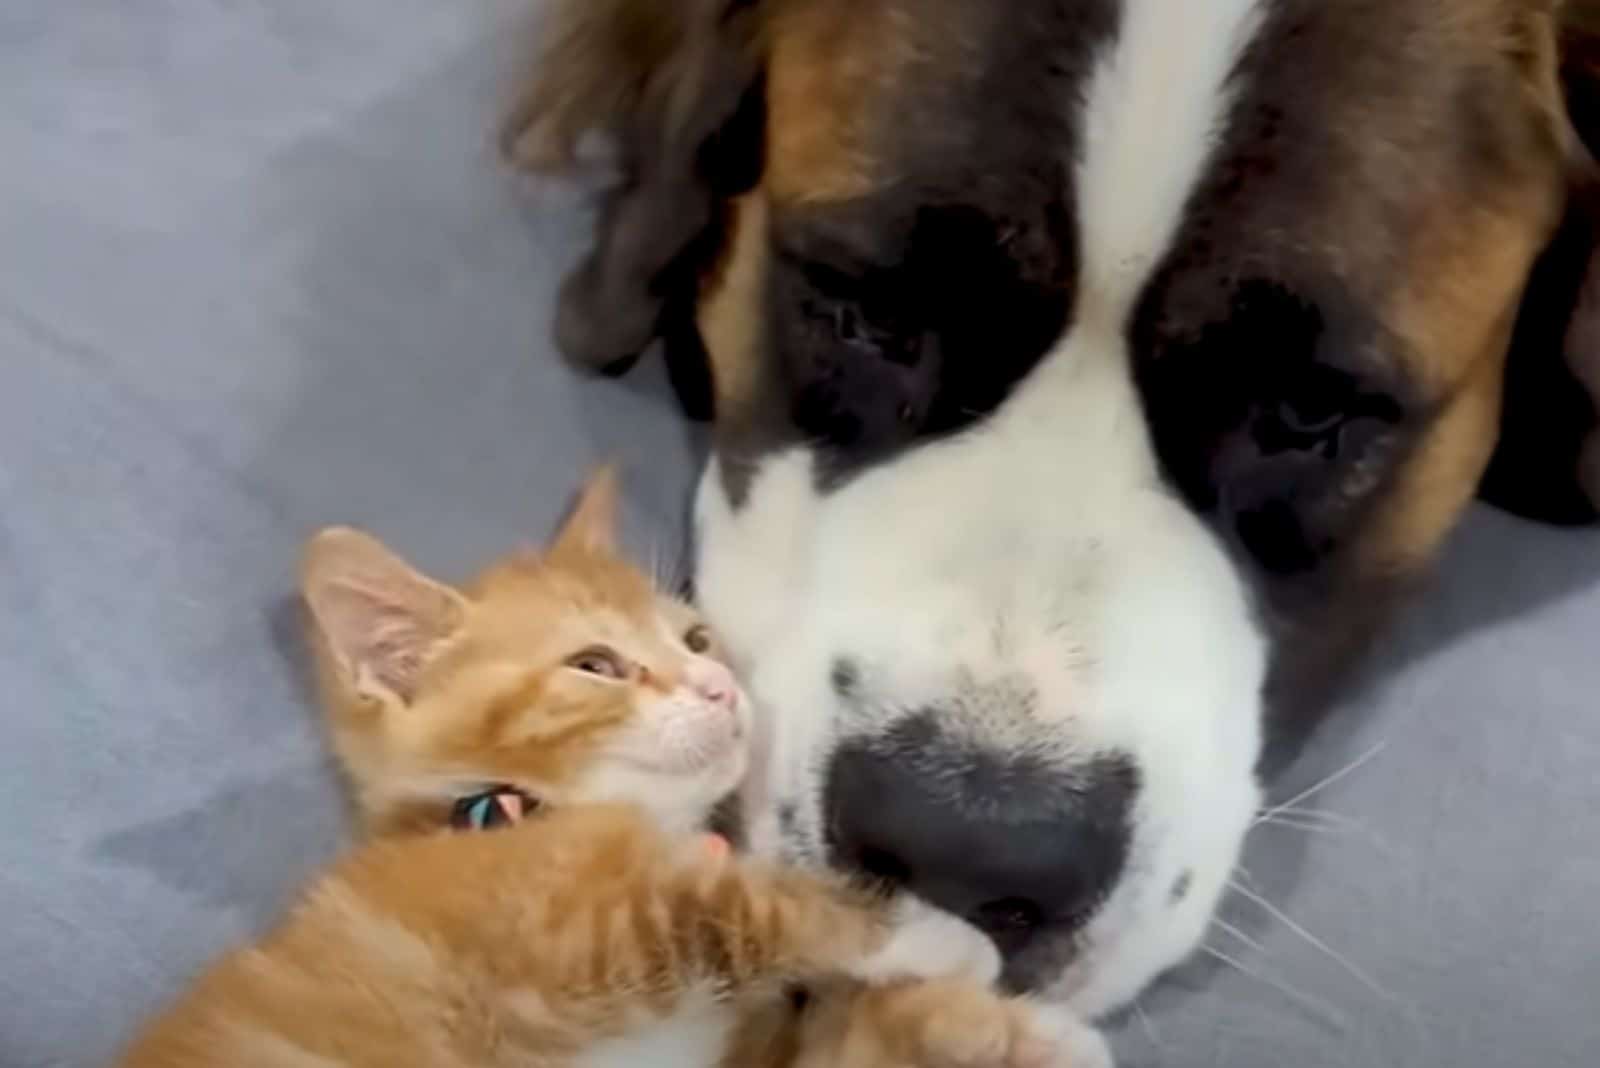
xmin=1482 ymin=1 xmax=1600 ymax=524
xmin=503 ymin=0 xmax=767 ymax=377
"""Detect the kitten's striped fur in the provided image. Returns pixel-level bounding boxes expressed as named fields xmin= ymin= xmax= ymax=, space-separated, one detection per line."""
xmin=118 ymin=470 xmax=1099 ymax=1068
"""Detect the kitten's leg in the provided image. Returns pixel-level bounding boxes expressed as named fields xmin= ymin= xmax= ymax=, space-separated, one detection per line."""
xmin=793 ymin=980 xmax=1114 ymax=1068
xmin=1020 ymin=1005 xmax=1114 ymax=1068
xmin=671 ymin=852 xmax=999 ymax=989
xmin=845 ymin=895 xmax=1002 ymax=987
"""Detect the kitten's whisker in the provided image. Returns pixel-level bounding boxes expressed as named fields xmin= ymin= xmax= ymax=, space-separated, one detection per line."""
xmin=651 ymin=539 xmax=687 ymax=595
xmin=1200 ymin=944 xmax=1347 ymax=1028
xmin=1227 ymin=879 xmax=1394 ymax=1002
xmin=1257 ymin=741 xmax=1386 ymax=826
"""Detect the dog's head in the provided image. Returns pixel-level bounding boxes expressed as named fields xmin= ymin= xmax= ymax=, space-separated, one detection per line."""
xmin=512 ymin=0 xmax=1600 ymax=1014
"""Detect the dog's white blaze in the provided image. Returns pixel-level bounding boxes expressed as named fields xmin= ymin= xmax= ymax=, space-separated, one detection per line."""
xmin=696 ymin=0 xmax=1272 ymax=1017
xmin=1076 ymin=0 xmax=1265 ymax=324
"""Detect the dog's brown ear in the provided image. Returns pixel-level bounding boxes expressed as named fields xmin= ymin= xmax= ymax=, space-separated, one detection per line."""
xmin=504 ymin=0 xmax=767 ymax=377
xmin=1482 ymin=1 xmax=1600 ymax=524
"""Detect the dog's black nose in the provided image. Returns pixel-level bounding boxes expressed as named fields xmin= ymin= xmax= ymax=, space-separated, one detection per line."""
xmin=824 ymin=717 xmax=1139 ymax=961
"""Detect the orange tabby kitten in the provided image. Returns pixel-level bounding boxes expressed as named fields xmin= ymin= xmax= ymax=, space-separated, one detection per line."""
xmin=118 ymin=470 xmax=1105 ymax=1068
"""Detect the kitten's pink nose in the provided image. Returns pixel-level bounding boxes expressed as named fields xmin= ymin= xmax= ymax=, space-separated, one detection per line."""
xmin=687 ymin=661 xmax=738 ymax=711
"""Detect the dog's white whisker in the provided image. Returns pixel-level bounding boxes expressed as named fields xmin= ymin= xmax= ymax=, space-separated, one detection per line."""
xmin=1200 ymin=944 xmax=1347 ymax=1028
xmin=1211 ymin=916 xmax=1267 ymax=954
xmin=1252 ymin=812 xmax=1353 ymax=836
xmin=1257 ymin=741 xmax=1387 ymax=825
xmin=1133 ymin=999 xmax=1165 ymax=1050
xmin=1227 ymin=879 xmax=1395 ymax=1003
xmin=1260 ymin=804 xmax=1361 ymax=827
xmin=1265 ymin=814 xmax=1350 ymax=832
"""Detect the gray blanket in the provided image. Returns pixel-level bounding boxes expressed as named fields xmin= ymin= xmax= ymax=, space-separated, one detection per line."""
xmin=3 ymin=4 xmax=1597 ymax=1066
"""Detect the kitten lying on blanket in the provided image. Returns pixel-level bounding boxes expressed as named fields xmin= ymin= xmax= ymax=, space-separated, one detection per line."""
xmin=118 ymin=469 xmax=1110 ymax=1068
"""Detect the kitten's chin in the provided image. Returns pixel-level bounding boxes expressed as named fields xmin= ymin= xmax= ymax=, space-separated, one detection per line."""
xmin=680 ymin=747 xmax=749 ymax=825
xmin=644 ymin=779 xmax=736 ymax=838
xmin=617 ymin=711 xmax=749 ymax=783
xmin=670 ymin=754 xmax=748 ymax=837
xmin=577 ymin=743 xmax=747 ymax=836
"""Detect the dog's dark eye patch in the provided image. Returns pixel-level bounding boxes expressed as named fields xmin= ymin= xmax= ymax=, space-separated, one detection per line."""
xmin=1133 ymin=277 xmax=1411 ymax=577
xmin=768 ymin=195 xmax=1073 ymax=489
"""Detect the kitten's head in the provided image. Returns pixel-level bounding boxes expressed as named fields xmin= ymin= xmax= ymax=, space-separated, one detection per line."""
xmin=300 ymin=468 xmax=747 ymax=836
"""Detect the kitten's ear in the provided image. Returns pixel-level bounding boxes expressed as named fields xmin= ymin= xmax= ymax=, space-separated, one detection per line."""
xmin=300 ymin=528 xmax=468 ymax=705
xmin=549 ymin=466 xmax=621 ymax=555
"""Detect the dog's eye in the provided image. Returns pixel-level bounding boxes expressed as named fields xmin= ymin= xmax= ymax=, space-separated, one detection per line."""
xmin=838 ymin=303 xmax=876 ymax=350
xmin=684 ymin=624 xmax=713 ymax=654
xmin=1255 ymin=369 xmax=1401 ymax=465
xmin=565 ymin=647 xmax=627 ymax=680
xmin=805 ymin=296 xmax=895 ymax=357
xmin=834 ymin=304 xmax=877 ymax=352
xmin=1257 ymin=367 xmax=1360 ymax=454
xmin=1134 ymin=276 xmax=1411 ymax=575
xmin=1273 ymin=395 xmax=1345 ymax=440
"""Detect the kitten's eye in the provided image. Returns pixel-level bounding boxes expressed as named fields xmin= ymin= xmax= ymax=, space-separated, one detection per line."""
xmin=684 ymin=624 xmax=713 ymax=654
xmin=565 ymin=647 xmax=627 ymax=680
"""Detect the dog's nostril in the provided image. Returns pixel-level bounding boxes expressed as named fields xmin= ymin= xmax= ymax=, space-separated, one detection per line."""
xmin=972 ymin=897 xmax=1044 ymax=937
xmin=825 ymin=720 xmax=1140 ymax=972
xmin=971 ymin=897 xmax=1046 ymax=957
xmin=855 ymin=845 xmax=911 ymax=888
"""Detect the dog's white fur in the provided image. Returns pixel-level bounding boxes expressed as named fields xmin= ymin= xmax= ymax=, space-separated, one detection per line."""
xmin=696 ymin=0 xmax=1272 ymax=1015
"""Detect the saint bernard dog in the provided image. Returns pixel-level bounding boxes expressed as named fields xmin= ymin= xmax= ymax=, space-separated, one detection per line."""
xmin=505 ymin=0 xmax=1600 ymax=1019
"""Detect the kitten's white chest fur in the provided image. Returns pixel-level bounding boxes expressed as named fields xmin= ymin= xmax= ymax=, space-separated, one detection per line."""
xmin=573 ymin=988 xmax=735 ymax=1068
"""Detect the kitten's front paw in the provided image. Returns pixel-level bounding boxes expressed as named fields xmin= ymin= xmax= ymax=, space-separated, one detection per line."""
xmin=908 ymin=995 xmax=1056 ymax=1068
xmin=1029 ymin=1005 xmax=1114 ymax=1068
xmin=869 ymin=981 xmax=1108 ymax=1068
xmin=850 ymin=897 xmax=1001 ymax=987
